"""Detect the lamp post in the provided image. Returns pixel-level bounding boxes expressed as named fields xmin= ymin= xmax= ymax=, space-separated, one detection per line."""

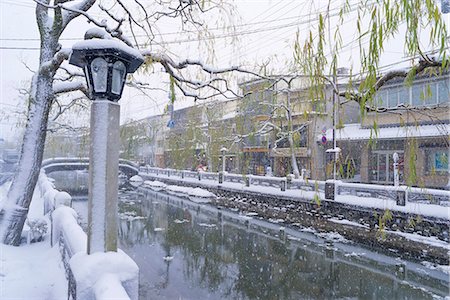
xmin=393 ymin=152 xmax=400 ymax=187
xmin=69 ymin=38 xmax=143 ymax=254
xmin=220 ymin=147 xmax=228 ymax=173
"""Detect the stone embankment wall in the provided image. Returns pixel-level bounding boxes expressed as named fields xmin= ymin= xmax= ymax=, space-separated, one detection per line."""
xmin=140 ymin=174 xmax=449 ymax=265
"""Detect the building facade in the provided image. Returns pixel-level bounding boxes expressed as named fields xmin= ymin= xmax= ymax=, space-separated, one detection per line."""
xmin=320 ymin=73 xmax=449 ymax=189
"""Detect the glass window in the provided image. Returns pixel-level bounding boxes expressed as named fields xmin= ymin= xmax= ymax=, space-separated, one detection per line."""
xmin=369 ymin=153 xmax=379 ymax=181
xmin=387 ymin=86 xmax=399 ymax=107
xmin=398 ymin=85 xmax=409 ymax=105
xmin=375 ymin=89 xmax=388 ymax=107
xmin=428 ymin=150 xmax=448 ymax=172
xmin=422 ymin=83 xmax=437 ymax=105
xmin=111 ymin=61 xmax=127 ymax=95
xmin=90 ymin=57 xmax=108 ymax=93
xmin=437 ymin=79 xmax=449 ymax=104
xmin=411 ymin=83 xmax=424 ymax=106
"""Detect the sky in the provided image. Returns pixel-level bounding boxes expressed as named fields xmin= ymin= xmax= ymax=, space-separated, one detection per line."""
xmin=0 ymin=0 xmax=449 ymax=143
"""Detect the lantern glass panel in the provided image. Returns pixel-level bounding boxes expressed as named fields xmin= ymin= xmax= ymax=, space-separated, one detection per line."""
xmin=91 ymin=57 xmax=108 ymax=93
xmin=84 ymin=65 xmax=92 ymax=95
xmin=111 ymin=61 xmax=126 ymax=95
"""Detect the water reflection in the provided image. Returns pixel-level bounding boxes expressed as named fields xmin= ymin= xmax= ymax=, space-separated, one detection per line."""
xmin=117 ymin=189 xmax=449 ymax=300
xmin=47 ymin=170 xmax=128 ymax=195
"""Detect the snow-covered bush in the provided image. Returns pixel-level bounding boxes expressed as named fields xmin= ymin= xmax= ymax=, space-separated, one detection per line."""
xmin=26 ymin=218 xmax=48 ymax=243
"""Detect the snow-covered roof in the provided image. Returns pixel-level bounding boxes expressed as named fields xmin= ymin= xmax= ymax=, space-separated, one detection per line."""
xmin=318 ymin=123 xmax=450 ymax=142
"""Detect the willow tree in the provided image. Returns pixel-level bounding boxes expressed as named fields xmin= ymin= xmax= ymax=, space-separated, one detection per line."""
xmin=296 ymin=0 xmax=448 ymax=112
xmin=294 ymin=0 xmax=448 ymax=185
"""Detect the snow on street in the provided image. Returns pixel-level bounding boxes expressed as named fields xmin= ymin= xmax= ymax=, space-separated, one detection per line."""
xmin=0 ymin=180 xmax=67 ymax=299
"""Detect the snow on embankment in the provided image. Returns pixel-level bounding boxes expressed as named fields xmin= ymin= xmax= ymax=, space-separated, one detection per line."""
xmin=129 ymin=175 xmax=143 ymax=182
xmin=166 ymin=185 xmax=216 ymax=203
xmin=143 ymin=180 xmax=166 ymax=191
xmin=142 ymin=179 xmax=216 ymax=203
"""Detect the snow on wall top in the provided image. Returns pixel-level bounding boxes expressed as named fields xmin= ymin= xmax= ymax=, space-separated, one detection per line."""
xmin=318 ymin=123 xmax=450 ymax=142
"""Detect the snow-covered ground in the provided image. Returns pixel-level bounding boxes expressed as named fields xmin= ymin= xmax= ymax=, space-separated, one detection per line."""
xmin=0 ymin=241 xmax=67 ymax=299
xmin=0 ymin=180 xmax=67 ymax=299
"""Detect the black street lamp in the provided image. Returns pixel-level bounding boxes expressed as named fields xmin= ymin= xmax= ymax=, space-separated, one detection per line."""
xmin=69 ymin=39 xmax=144 ymax=101
xmin=69 ymin=38 xmax=143 ymax=254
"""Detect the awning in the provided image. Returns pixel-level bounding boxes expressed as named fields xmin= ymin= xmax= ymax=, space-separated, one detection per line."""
xmin=317 ymin=123 xmax=450 ymax=142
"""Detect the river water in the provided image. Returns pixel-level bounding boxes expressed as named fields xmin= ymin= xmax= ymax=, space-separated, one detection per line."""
xmin=70 ymin=186 xmax=449 ymax=299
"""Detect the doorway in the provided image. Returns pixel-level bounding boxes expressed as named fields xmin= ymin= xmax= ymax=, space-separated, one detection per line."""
xmin=370 ymin=150 xmax=404 ymax=184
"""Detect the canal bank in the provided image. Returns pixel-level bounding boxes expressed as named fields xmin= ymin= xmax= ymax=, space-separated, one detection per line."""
xmin=138 ymin=173 xmax=449 ymax=265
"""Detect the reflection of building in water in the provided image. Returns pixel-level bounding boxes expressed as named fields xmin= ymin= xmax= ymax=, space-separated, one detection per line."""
xmin=116 ymin=190 xmax=448 ymax=299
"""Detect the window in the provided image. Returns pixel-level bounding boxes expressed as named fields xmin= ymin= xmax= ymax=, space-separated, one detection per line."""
xmin=437 ymin=79 xmax=449 ymax=104
xmin=387 ymin=86 xmax=399 ymax=107
xmin=398 ymin=86 xmax=409 ymax=105
xmin=411 ymin=81 xmax=440 ymax=107
xmin=422 ymin=83 xmax=438 ymax=105
xmin=427 ymin=149 xmax=449 ymax=173
xmin=375 ymin=89 xmax=388 ymax=107
xmin=411 ymin=83 xmax=423 ymax=106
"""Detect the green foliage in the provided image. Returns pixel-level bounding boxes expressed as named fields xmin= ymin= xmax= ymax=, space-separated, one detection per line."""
xmin=119 ymin=121 xmax=152 ymax=161
xmin=406 ymin=138 xmax=418 ymax=186
xmin=313 ymin=193 xmax=321 ymax=207
xmin=169 ymin=75 xmax=176 ymax=104
xmin=377 ymin=209 xmax=393 ymax=240
xmin=294 ymin=0 xmax=449 ymax=116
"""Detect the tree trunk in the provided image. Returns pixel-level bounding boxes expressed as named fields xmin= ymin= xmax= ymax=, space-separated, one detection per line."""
xmin=0 ymin=36 xmax=57 ymax=245
xmin=288 ymin=133 xmax=300 ymax=179
xmin=286 ymin=89 xmax=300 ymax=179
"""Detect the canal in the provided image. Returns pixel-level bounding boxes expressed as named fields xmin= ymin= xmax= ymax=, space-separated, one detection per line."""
xmin=69 ymin=186 xmax=448 ymax=299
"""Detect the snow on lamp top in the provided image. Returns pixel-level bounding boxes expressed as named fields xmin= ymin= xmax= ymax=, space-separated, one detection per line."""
xmin=70 ymin=39 xmax=144 ymax=72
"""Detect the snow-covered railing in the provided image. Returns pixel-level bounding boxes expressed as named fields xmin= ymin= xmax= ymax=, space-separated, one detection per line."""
xmin=52 ymin=206 xmax=139 ymax=300
xmin=200 ymin=171 xmax=218 ymax=181
xmin=140 ymin=167 xmax=325 ymax=192
xmin=139 ymin=167 xmax=448 ymax=206
xmin=39 ymin=172 xmax=138 ymax=300
xmin=336 ymin=181 xmax=450 ymax=206
xmin=39 ymin=172 xmax=72 ymax=216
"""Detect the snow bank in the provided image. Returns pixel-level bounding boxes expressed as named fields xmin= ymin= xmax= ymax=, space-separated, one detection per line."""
xmin=143 ymin=180 xmax=167 ymax=191
xmin=188 ymin=187 xmax=216 ymax=198
xmin=163 ymin=185 xmax=216 ymax=203
xmin=129 ymin=175 xmax=143 ymax=182
xmin=166 ymin=185 xmax=192 ymax=196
